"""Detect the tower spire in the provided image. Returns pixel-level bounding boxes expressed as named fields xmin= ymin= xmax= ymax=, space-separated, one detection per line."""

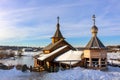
xmin=56 ymin=16 xmax=60 ymax=29
xmin=92 ymin=14 xmax=96 ymax=25
xmin=51 ymin=16 xmax=64 ymax=44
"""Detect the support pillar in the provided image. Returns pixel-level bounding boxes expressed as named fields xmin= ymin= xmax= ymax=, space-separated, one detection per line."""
xmin=59 ymin=62 xmax=61 ymax=70
xmin=99 ymin=58 xmax=101 ymax=68
xmin=70 ymin=61 xmax=71 ymax=69
xmin=105 ymin=58 xmax=107 ymax=67
xmin=84 ymin=58 xmax=87 ymax=68
xmin=89 ymin=58 xmax=92 ymax=67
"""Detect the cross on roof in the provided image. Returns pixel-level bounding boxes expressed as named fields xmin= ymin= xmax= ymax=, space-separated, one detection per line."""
xmin=57 ymin=16 xmax=59 ymax=23
xmin=92 ymin=14 xmax=96 ymax=25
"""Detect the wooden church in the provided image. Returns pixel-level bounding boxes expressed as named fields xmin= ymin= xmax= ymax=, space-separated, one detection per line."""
xmin=34 ymin=17 xmax=79 ymax=72
xmin=34 ymin=15 xmax=107 ymax=72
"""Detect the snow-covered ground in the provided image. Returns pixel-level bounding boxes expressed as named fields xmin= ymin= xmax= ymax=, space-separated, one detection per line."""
xmin=107 ymin=52 xmax=120 ymax=65
xmin=21 ymin=51 xmax=42 ymax=56
xmin=107 ymin=52 xmax=120 ymax=59
xmin=0 ymin=52 xmax=120 ymax=80
xmin=0 ymin=66 xmax=120 ymax=80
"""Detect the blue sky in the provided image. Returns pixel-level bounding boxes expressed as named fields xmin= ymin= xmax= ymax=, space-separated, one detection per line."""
xmin=0 ymin=0 xmax=119 ymax=47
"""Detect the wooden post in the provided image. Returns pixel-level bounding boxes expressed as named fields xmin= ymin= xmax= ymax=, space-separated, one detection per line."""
xmin=70 ymin=61 xmax=71 ymax=69
xmin=99 ymin=58 xmax=101 ymax=68
xmin=104 ymin=58 xmax=107 ymax=68
xmin=59 ymin=62 xmax=61 ymax=70
xmin=89 ymin=58 xmax=92 ymax=68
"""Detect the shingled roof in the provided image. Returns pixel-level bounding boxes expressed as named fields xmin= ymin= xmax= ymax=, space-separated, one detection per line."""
xmin=43 ymin=39 xmax=63 ymax=50
xmin=86 ymin=36 xmax=105 ymax=49
xmin=52 ymin=24 xmax=64 ymax=38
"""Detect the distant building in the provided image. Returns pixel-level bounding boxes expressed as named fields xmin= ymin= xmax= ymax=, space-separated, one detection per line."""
xmin=84 ymin=15 xmax=107 ymax=70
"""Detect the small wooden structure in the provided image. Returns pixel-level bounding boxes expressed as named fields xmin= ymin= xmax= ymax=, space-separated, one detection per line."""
xmin=84 ymin=15 xmax=107 ymax=70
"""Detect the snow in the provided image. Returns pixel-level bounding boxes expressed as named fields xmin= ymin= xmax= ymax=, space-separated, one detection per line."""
xmin=38 ymin=45 xmax=68 ymax=61
xmin=1 ymin=52 xmax=120 ymax=80
xmin=55 ymin=50 xmax=83 ymax=65
xmin=22 ymin=51 xmax=41 ymax=56
xmin=0 ymin=66 xmax=120 ymax=80
xmin=0 ymin=50 xmax=14 ymax=55
xmin=36 ymin=66 xmax=120 ymax=80
xmin=107 ymin=52 xmax=120 ymax=65
xmin=107 ymin=52 xmax=120 ymax=59
xmin=0 ymin=67 xmax=40 ymax=80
